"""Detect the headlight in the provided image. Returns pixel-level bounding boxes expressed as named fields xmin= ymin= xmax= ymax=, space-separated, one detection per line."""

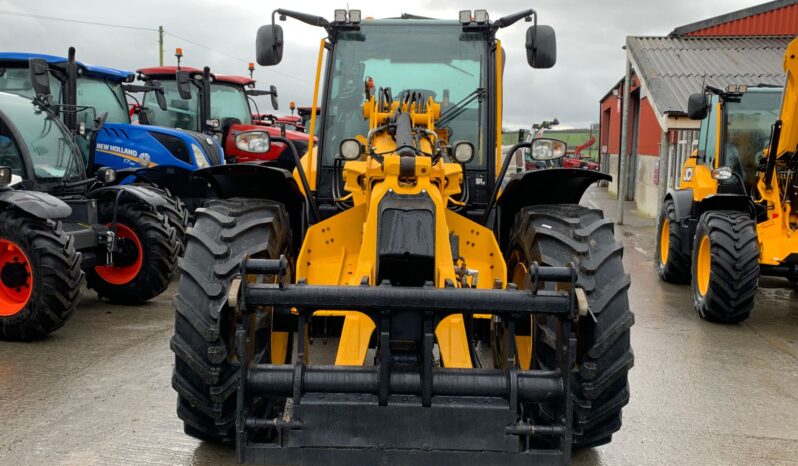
xmin=452 ymin=141 xmax=475 ymax=164
xmin=235 ymin=131 xmax=271 ymax=153
xmin=192 ymin=144 xmax=210 ymax=168
xmin=711 ymin=166 xmax=733 ymax=180
xmin=339 ymin=138 xmax=362 ymax=160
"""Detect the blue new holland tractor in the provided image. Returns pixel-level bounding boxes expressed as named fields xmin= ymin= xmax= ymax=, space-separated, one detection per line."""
xmin=0 ymin=48 xmax=227 ymax=247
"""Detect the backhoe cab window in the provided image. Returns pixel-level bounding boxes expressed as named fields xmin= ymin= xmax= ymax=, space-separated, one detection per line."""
xmin=697 ymin=96 xmax=718 ymax=167
xmin=723 ymin=89 xmax=781 ymax=187
xmin=142 ymin=79 xmax=200 ymax=131
xmin=322 ymin=23 xmax=486 ymax=167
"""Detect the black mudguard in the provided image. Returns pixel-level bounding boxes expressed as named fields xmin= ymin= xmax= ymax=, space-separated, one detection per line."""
xmin=496 ymin=168 xmax=611 ymax=248
xmin=114 ymin=165 xmax=208 ymax=200
xmin=0 ymin=189 xmax=71 ymax=219
xmin=665 ymin=189 xmax=694 ymax=220
xmin=87 ymin=184 xmax=167 ymax=208
xmin=694 ymin=193 xmax=757 ymax=219
xmin=193 ymin=163 xmax=305 ymax=210
xmin=193 ymin=163 xmax=306 ymax=243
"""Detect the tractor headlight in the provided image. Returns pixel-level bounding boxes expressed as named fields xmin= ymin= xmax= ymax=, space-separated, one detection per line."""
xmin=192 ymin=144 xmax=210 ymax=168
xmin=236 ymin=131 xmax=271 ymax=153
xmin=711 ymin=166 xmax=733 ymax=180
xmin=452 ymin=141 xmax=475 ymax=164
xmin=339 ymin=138 xmax=363 ymax=160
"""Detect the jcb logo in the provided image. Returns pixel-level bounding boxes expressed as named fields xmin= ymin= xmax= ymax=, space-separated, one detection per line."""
xmin=683 ymin=167 xmax=693 ymax=182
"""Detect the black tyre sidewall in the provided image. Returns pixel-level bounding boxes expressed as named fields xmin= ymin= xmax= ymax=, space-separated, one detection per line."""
xmin=86 ymin=200 xmax=178 ymax=304
xmin=0 ymin=210 xmax=83 ymax=340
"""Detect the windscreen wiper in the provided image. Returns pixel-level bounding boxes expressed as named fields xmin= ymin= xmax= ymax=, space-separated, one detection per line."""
xmin=437 ymin=87 xmax=485 ymax=128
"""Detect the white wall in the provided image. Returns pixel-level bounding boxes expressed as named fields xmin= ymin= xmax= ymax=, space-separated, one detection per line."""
xmin=604 ymin=153 xmax=658 ymax=218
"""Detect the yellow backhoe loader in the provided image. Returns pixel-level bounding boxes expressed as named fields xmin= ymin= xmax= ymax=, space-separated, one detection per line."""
xmin=657 ymin=36 xmax=798 ymax=323
xmin=170 ymin=8 xmax=634 ymax=464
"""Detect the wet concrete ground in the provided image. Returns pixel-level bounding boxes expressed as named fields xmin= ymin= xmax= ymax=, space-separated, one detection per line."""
xmin=1 ymin=186 xmax=797 ymax=465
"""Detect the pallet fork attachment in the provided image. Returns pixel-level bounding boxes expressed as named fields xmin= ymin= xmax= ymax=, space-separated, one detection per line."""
xmin=232 ymin=257 xmax=580 ymax=465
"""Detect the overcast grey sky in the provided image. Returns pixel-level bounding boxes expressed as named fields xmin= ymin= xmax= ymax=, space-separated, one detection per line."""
xmin=0 ymin=0 xmax=767 ymax=128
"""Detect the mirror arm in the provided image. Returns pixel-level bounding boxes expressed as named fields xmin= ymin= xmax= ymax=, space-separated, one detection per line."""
xmin=481 ymin=141 xmax=532 ymax=226
xmin=274 ymin=8 xmax=330 ymax=29
xmin=493 ymin=9 xmax=535 ymax=29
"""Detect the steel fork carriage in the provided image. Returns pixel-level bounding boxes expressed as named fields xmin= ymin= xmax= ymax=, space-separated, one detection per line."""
xmin=233 ymin=257 xmax=580 ymax=465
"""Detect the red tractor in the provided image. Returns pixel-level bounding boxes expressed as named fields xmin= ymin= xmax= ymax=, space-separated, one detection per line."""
xmin=135 ymin=65 xmax=310 ymax=168
xmin=562 ymin=135 xmax=598 ymax=170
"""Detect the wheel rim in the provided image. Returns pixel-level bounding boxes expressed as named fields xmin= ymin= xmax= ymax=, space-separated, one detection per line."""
xmin=94 ymin=224 xmax=143 ymax=285
xmin=0 ymin=239 xmax=33 ymax=316
xmin=696 ymin=235 xmax=711 ymax=296
xmin=659 ymin=218 xmax=670 ymax=265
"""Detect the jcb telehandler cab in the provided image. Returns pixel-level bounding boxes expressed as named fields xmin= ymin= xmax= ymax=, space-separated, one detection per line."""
xmin=0 ymin=62 xmax=179 ymax=340
xmin=170 ymin=9 xmax=633 ymax=464
xmin=657 ymin=37 xmax=798 ymax=323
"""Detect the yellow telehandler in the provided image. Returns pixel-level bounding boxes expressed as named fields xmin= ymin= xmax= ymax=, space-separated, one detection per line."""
xmin=657 ymin=36 xmax=798 ymax=323
xmin=170 ymin=8 xmax=634 ymax=464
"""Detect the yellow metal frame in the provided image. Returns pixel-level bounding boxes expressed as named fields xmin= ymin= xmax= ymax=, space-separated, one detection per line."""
xmin=295 ymin=95 xmax=507 ymax=368
xmin=674 ymin=37 xmax=798 ymax=268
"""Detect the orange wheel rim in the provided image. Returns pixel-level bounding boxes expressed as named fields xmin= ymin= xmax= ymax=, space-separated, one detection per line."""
xmin=659 ymin=218 xmax=670 ymax=265
xmin=0 ymin=239 xmax=33 ymax=316
xmin=696 ymin=235 xmax=711 ymax=296
xmin=94 ymin=224 xmax=143 ymax=285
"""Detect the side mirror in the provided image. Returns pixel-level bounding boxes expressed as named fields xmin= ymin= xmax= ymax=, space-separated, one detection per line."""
xmin=150 ymin=80 xmax=168 ymax=111
xmin=687 ymin=93 xmax=709 ymax=120
xmin=93 ymin=112 xmax=108 ymax=132
xmin=176 ymin=71 xmax=192 ymax=100
xmin=256 ymin=24 xmax=284 ymax=66
xmin=526 ymin=25 xmax=556 ymax=69
xmin=95 ymin=167 xmax=116 ymax=184
xmin=28 ymin=58 xmax=51 ymax=98
xmin=269 ymin=84 xmax=279 ymax=111
xmin=530 ymin=138 xmax=567 ymax=160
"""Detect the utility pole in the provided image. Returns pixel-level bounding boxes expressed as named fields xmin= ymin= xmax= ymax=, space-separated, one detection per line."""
xmin=158 ymin=26 xmax=164 ymax=66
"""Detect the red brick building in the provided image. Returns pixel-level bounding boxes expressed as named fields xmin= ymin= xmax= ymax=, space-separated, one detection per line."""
xmin=599 ymin=0 xmax=798 ymax=217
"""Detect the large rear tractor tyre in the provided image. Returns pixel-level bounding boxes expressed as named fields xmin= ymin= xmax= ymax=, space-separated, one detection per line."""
xmin=137 ymin=185 xmax=190 ymax=255
xmin=86 ymin=200 xmax=178 ymax=304
xmin=506 ymin=204 xmax=634 ymax=448
xmin=691 ymin=211 xmax=759 ymax=323
xmin=656 ymin=198 xmax=691 ymax=283
xmin=170 ymin=199 xmax=293 ymax=443
xmin=0 ymin=210 xmax=83 ymax=341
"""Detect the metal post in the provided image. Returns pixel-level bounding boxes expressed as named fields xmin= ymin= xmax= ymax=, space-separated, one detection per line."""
xmin=657 ymin=129 xmax=670 ymax=211
xmin=158 ymin=26 xmax=164 ymax=66
xmin=617 ymin=55 xmax=632 ymax=225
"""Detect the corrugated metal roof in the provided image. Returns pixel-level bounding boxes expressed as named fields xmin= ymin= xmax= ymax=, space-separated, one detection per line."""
xmin=627 ymin=35 xmax=791 ymax=117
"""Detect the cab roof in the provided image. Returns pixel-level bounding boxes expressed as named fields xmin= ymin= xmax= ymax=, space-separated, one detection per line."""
xmin=136 ymin=65 xmax=203 ymax=78
xmin=137 ymin=66 xmax=256 ymax=87
xmin=0 ymin=52 xmax=135 ymax=82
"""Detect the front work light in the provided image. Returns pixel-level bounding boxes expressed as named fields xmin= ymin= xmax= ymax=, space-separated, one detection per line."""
xmin=340 ymin=138 xmax=363 ymax=160
xmin=349 ymin=9 xmax=361 ymax=23
xmin=334 ymin=9 xmax=347 ymax=22
xmin=452 ymin=141 xmax=475 ymax=164
xmin=459 ymin=10 xmax=471 ymax=24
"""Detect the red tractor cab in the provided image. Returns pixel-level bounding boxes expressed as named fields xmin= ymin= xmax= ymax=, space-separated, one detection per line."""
xmin=135 ymin=66 xmax=309 ymax=168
